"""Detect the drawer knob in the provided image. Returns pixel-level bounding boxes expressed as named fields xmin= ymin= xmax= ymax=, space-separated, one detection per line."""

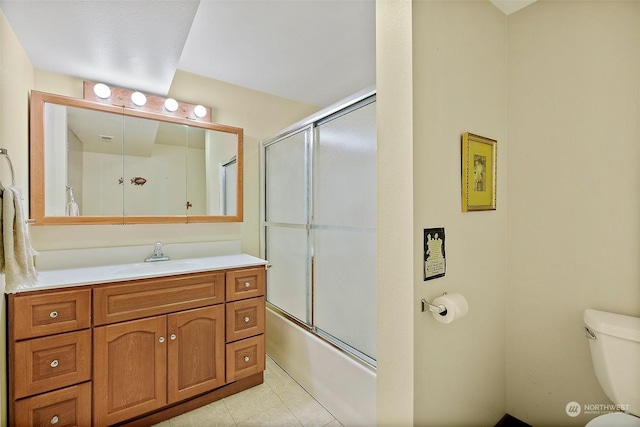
xmin=159 ymin=337 xmax=165 ymax=343
xmin=244 ymin=316 xmax=250 ymax=323
xmin=49 ymin=311 xmax=58 ymax=318
xmin=50 ymin=415 xmax=59 ymax=425
xmin=170 ymin=334 xmax=177 ymax=340
xmin=244 ymin=355 xmax=250 ymax=362
xmin=50 ymin=359 xmax=59 ymax=368
xmin=244 ymin=282 xmax=251 ymax=288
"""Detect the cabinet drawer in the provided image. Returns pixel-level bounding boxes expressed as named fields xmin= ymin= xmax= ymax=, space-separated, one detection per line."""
xmin=226 ymin=297 xmax=265 ymax=343
xmin=14 ymin=329 xmax=92 ymax=399
xmin=11 ymin=289 xmax=91 ymax=341
xmin=94 ymin=272 xmax=225 ymax=325
xmin=226 ymin=267 xmax=265 ymax=302
xmin=14 ymin=381 xmax=91 ymax=427
xmin=225 ymin=335 xmax=265 ymax=382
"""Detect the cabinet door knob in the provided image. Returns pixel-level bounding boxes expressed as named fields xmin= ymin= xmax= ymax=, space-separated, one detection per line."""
xmin=244 ymin=316 xmax=250 ymax=323
xmin=244 ymin=282 xmax=251 ymax=288
xmin=170 ymin=334 xmax=177 ymax=340
xmin=50 ymin=415 xmax=59 ymax=425
xmin=50 ymin=359 xmax=59 ymax=368
xmin=49 ymin=311 xmax=58 ymax=318
xmin=244 ymin=356 xmax=250 ymax=362
xmin=159 ymin=337 xmax=165 ymax=343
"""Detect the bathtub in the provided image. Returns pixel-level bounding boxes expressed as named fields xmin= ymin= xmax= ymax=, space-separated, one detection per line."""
xmin=266 ymin=307 xmax=377 ymax=426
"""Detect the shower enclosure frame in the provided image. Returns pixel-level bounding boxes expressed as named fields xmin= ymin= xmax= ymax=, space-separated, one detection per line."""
xmin=259 ymin=88 xmax=377 ymax=369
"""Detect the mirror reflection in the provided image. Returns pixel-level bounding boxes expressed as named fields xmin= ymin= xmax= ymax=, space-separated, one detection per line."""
xmin=32 ymin=91 xmax=243 ymax=225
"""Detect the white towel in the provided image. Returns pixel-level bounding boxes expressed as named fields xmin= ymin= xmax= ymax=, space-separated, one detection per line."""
xmin=0 ymin=187 xmax=38 ymax=292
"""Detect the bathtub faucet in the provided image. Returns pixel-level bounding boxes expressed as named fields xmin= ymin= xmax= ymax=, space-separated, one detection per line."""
xmin=145 ymin=241 xmax=170 ymax=262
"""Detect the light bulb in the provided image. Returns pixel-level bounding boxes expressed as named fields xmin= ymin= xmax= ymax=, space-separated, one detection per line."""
xmin=131 ymin=91 xmax=147 ymax=106
xmin=164 ymin=98 xmax=178 ymax=112
xmin=194 ymin=105 xmax=207 ymax=118
xmin=93 ymin=83 xmax=111 ymax=99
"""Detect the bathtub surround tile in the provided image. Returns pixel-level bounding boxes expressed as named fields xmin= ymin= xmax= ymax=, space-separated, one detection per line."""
xmin=155 ymin=356 xmax=341 ymax=427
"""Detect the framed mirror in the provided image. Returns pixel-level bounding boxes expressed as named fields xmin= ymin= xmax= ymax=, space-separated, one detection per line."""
xmin=30 ymin=91 xmax=243 ymax=225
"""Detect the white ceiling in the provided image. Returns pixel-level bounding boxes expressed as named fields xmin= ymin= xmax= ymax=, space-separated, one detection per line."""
xmin=0 ymin=0 xmax=376 ymax=108
xmin=0 ymin=0 xmax=534 ymax=108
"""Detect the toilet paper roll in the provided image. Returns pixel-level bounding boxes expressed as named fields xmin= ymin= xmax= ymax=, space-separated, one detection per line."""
xmin=431 ymin=293 xmax=469 ymax=324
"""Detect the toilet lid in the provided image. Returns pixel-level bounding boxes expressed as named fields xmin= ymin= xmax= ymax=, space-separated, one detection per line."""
xmin=585 ymin=413 xmax=640 ymax=427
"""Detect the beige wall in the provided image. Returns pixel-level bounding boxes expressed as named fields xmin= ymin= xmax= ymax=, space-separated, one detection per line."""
xmin=412 ymin=1 xmax=508 ymax=425
xmin=28 ymin=70 xmax=317 ymax=256
xmin=376 ymin=1 xmax=415 ymax=424
xmin=507 ymin=2 xmax=640 ymax=425
xmin=379 ymin=1 xmax=639 ymax=425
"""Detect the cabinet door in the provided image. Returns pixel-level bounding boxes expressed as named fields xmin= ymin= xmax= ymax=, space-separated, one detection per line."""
xmin=167 ymin=305 xmax=225 ymax=403
xmin=94 ymin=316 xmax=167 ymax=427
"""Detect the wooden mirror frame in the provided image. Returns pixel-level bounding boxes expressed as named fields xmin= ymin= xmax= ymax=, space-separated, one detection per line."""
xmin=29 ymin=91 xmax=243 ymax=225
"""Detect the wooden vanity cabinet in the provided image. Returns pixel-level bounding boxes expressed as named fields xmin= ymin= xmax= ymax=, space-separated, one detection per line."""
xmin=8 ymin=264 xmax=266 ymax=427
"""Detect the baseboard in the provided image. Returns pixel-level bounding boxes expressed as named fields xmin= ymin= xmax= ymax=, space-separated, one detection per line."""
xmin=495 ymin=413 xmax=532 ymax=427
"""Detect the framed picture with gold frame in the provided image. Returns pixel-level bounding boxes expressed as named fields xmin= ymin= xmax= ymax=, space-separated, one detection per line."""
xmin=461 ymin=132 xmax=497 ymax=212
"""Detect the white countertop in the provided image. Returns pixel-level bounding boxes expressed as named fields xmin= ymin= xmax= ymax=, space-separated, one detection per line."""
xmin=23 ymin=254 xmax=268 ymax=292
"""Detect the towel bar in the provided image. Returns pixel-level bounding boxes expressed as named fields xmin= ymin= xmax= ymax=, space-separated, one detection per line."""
xmin=0 ymin=148 xmax=16 ymax=191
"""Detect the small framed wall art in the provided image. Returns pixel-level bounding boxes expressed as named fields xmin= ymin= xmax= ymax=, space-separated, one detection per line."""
xmin=461 ymin=132 xmax=497 ymax=212
xmin=424 ymin=227 xmax=446 ymax=281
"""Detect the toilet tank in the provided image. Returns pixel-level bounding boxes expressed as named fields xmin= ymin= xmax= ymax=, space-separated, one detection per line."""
xmin=584 ymin=309 xmax=640 ymax=416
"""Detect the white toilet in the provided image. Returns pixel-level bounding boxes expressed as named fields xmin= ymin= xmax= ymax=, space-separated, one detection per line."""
xmin=583 ymin=309 xmax=640 ymax=426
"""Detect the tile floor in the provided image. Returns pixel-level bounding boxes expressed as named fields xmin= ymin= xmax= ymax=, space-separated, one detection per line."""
xmin=153 ymin=356 xmax=343 ymax=426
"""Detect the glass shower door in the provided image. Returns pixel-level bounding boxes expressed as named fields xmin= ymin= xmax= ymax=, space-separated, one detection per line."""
xmin=312 ymin=101 xmax=377 ymax=362
xmin=262 ymin=95 xmax=376 ymax=365
xmin=264 ymin=129 xmax=311 ymax=324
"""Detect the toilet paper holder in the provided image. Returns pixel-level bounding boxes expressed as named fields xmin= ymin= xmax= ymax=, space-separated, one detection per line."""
xmin=421 ymin=293 xmax=448 ymax=315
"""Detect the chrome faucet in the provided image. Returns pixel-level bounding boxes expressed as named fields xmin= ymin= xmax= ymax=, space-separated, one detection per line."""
xmin=145 ymin=241 xmax=170 ymax=262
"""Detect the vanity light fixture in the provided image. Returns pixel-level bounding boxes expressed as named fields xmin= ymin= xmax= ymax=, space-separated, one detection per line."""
xmin=84 ymin=82 xmax=212 ymax=122
xmin=131 ymin=91 xmax=147 ymax=106
xmin=93 ymin=83 xmax=112 ymax=99
xmin=194 ymin=105 xmax=207 ymax=118
xmin=164 ymin=98 xmax=179 ymax=112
